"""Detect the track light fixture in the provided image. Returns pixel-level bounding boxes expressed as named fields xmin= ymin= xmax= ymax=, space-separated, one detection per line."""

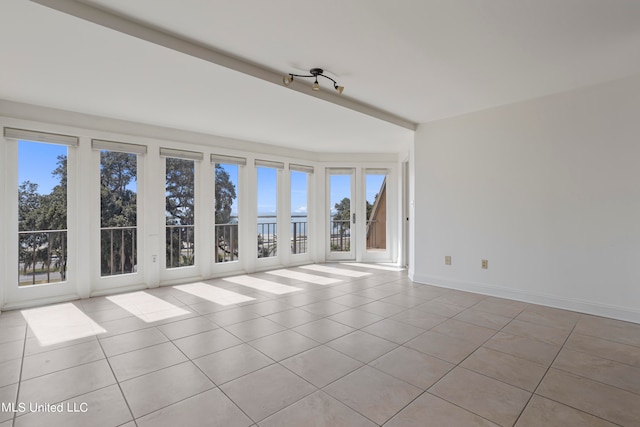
xmin=282 ymin=68 xmax=344 ymax=94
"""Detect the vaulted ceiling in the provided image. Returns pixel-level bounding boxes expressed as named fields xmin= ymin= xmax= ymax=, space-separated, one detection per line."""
xmin=2 ymin=0 xmax=640 ymax=153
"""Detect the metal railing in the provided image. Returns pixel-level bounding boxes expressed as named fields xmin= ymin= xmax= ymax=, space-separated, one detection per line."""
xmin=101 ymin=226 xmax=137 ymax=276
xmin=18 ymin=229 xmax=67 ymax=286
xmin=330 ymin=219 xmax=351 ymax=252
xmin=215 ymin=223 xmax=238 ymax=262
xmin=166 ymin=224 xmax=195 ymax=268
xmin=291 ymin=221 xmax=308 ymax=254
xmin=257 ymin=221 xmax=277 ymax=258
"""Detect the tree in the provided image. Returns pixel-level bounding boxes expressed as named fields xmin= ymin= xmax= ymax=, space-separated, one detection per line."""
xmin=165 ymin=158 xmax=195 ymax=267
xmin=214 ymin=164 xmax=236 ymax=224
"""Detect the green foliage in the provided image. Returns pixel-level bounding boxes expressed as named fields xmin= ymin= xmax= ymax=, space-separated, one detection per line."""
xmin=215 ymin=164 xmax=236 ymax=224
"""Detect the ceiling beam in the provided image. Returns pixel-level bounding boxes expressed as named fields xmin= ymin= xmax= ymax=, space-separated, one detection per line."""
xmin=30 ymin=0 xmax=417 ymax=131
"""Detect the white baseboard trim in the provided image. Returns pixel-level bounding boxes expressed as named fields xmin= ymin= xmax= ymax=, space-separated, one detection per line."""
xmin=410 ymin=273 xmax=640 ymax=325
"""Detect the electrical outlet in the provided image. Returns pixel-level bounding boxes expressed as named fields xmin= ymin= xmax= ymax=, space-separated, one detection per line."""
xmin=481 ymin=259 xmax=488 ymax=269
xmin=445 ymin=256 xmax=451 ymax=265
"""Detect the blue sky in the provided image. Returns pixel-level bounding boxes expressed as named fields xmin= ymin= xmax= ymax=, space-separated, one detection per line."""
xmin=19 ymin=141 xmax=383 ymax=217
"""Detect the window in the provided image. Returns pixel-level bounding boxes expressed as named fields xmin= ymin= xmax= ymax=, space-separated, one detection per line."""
xmin=290 ymin=169 xmax=309 ymax=254
xmin=99 ymin=151 xmax=138 ymax=276
xmin=165 ymin=157 xmax=195 ymax=268
xmin=214 ymin=163 xmax=239 ymax=263
xmin=366 ymin=171 xmax=387 ymax=251
xmin=257 ymin=166 xmax=278 ymax=258
xmin=17 ymin=140 xmax=68 ymax=285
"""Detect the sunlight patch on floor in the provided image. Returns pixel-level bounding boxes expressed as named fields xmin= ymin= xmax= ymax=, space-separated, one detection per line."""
xmin=21 ymin=303 xmax=106 ymax=346
xmin=266 ymin=269 xmax=342 ymax=285
xmin=342 ymin=262 xmax=404 ymax=272
xmin=223 ymin=275 xmax=303 ymax=295
xmin=107 ymin=291 xmax=191 ymax=322
xmin=299 ymin=264 xmax=371 ymax=278
xmin=174 ymin=282 xmax=256 ymax=306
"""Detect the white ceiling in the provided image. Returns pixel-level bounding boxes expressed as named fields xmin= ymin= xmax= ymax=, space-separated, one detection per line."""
xmin=2 ymin=0 xmax=640 ymax=154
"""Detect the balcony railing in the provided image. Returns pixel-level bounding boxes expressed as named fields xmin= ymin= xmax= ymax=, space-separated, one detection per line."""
xmin=258 ymin=220 xmax=277 ymax=258
xmin=101 ymin=226 xmax=137 ymax=276
xmin=291 ymin=221 xmax=307 ymax=254
xmin=166 ymin=224 xmax=195 ymax=268
xmin=215 ymin=223 xmax=238 ymax=262
xmin=18 ymin=229 xmax=67 ymax=286
xmin=330 ymin=219 xmax=351 ymax=252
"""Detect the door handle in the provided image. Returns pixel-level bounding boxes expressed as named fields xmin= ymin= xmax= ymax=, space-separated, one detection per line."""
xmin=352 ymin=213 xmax=356 ymax=224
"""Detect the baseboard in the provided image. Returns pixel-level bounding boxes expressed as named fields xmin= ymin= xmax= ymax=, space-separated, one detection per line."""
xmin=410 ymin=273 xmax=640 ymax=325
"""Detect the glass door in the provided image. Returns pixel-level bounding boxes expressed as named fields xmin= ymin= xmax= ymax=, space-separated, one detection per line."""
xmin=327 ymin=169 xmax=355 ymax=260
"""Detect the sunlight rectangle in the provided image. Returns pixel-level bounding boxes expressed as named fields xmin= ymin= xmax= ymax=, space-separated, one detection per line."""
xmin=299 ymin=264 xmax=371 ymax=278
xmin=266 ymin=269 xmax=342 ymax=285
xmin=174 ymin=282 xmax=255 ymax=306
xmin=21 ymin=303 xmax=106 ymax=346
xmin=223 ymin=275 xmax=303 ymax=295
xmin=342 ymin=262 xmax=405 ymax=272
xmin=107 ymin=291 xmax=190 ymax=322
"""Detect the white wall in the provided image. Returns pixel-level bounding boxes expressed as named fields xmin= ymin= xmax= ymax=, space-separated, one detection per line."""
xmin=412 ymin=73 xmax=640 ymax=323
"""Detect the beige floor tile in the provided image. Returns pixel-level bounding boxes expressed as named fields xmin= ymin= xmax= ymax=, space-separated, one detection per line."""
xmin=280 ymin=345 xmax=362 ymax=388
xmin=553 ymin=348 xmax=640 ymax=394
xmin=536 ymin=368 xmax=640 ymax=426
xmin=221 ymin=364 xmax=316 ymax=422
xmin=515 ymin=306 xmax=579 ymax=331
xmin=454 ymin=307 xmax=513 ymax=330
xmin=275 ymin=293 xmax=323 ymax=307
xmin=574 ymin=315 xmax=640 ymax=347
xmin=109 ymin=341 xmax=187 ymax=381
xmin=370 ymin=346 xmax=454 ymax=389
xmin=0 ymin=324 xmax=26 ymax=344
xmin=461 ymin=347 xmax=547 ymax=392
xmin=390 ymin=309 xmax=448 ymax=330
xmin=502 ymin=319 xmax=570 ymax=346
xmin=515 ymin=395 xmax=617 ymax=427
xmin=258 ymin=390 xmax=377 ymax=427
xmin=329 ymin=294 xmax=375 ymax=308
xmin=156 ymin=316 xmax=217 ymax=340
xmin=225 ymin=317 xmax=286 ymax=342
xmin=207 ymin=306 xmax=261 ymax=327
xmin=0 ymin=384 xmax=18 ymax=423
xmin=173 ymin=328 xmax=242 ymax=359
xmin=430 ymin=291 xmax=486 ymax=308
xmin=327 ymin=308 xmax=384 ymax=329
xmin=264 ymin=308 xmax=321 ymax=329
xmin=23 ymin=335 xmax=97 ymax=357
xmin=194 ymin=343 xmax=273 ymax=385
xmin=385 ymin=392 xmax=499 ymax=427
xmin=413 ymin=300 xmax=467 ymax=317
xmin=430 ymin=367 xmax=531 ymax=426
xmin=324 ymin=365 xmax=421 ymax=425
xmin=355 ymin=287 xmax=401 ymax=301
xmin=471 ymin=297 xmax=528 ymax=318
xmin=21 ymin=340 xmax=104 ymax=380
xmin=357 ymin=301 xmax=406 ymax=317
xmin=14 ymin=384 xmax=132 ymax=427
xmin=120 ymin=361 xmax=214 ymax=418
xmin=378 ymin=293 xmax=427 ymax=308
xmin=98 ymin=316 xmax=152 ymax=338
xmin=483 ymin=332 xmax=560 ymax=366
xmin=247 ymin=300 xmax=295 ymax=316
xmin=300 ymin=301 xmax=350 ymax=317
xmin=137 ymin=388 xmax=252 ymax=427
xmin=249 ymin=330 xmax=318 ymax=361
xmin=405 ymin=330 xmax=479 ymax=364
xmin=0 ymin=358 xmax=21 ymax=387
xmin=565 ymin=332 xmax=640 ymax=368
xmin=99 ymin=327 xmax=168 ymax=357
xmin=327 ymin=331 xmax=397 ymax=363
xmin=293 ymin=319 xmax=354 ymax=343
xmin=18 ymin=359 xmax=115 ymax=405
xmin=0 ymin=339 xmax=24 ymax=363
xmin=430 ymin=319 xmax=496 ymax=345
xmin=361 ymin=319 xmax=425 ymax=344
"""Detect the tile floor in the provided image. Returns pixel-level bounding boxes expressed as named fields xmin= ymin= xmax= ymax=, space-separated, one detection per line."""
xmin=1 ymin=263 xmax=639 ymax=426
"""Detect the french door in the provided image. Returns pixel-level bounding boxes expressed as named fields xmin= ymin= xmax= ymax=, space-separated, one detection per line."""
xmin=327 ymin=169 xmax=355 ymax=260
